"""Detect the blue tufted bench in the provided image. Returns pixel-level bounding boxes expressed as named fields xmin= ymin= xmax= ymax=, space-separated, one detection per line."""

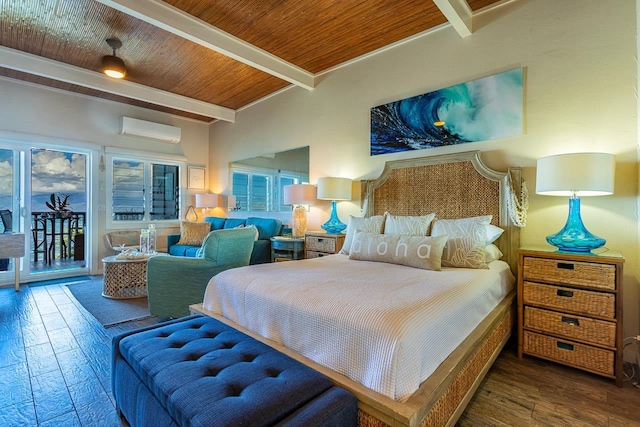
xmin=112 ymin=315 xmax=357 ymax=427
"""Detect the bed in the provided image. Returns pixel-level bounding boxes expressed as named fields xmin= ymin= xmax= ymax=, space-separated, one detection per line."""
xmin=192 ymin=150 xmax=523 ymax=427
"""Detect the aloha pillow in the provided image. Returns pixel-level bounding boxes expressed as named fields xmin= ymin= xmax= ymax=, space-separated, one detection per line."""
xmin=431 ymin=215 xmax=492 ymax=269
xmin=348 ymin=231 xmax=447 ymax=271
xmin=383 ymin=213 xmax=435 ymax=236
xmin=176 ymin=221 xmax=212 ymax=246
xmin=340 ymin=215 xmax=385 ymax=255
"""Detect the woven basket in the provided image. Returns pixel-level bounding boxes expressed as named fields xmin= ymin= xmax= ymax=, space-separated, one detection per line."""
xmin=305 ymin=236 xmax=338 ymax=253
xmin=524 ymin=306 xmax=616 ymax=348
xmin=523 ymin=257 xmax=615 ymax=290
xmin=523 ymin=331 xmax=614 ymax=376
xmin=523 ymin=282 xmax=615 ymax=319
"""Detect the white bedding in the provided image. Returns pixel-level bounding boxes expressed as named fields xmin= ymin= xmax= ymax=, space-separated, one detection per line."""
xmin=202 ymin=254 xmax=514 ymax=402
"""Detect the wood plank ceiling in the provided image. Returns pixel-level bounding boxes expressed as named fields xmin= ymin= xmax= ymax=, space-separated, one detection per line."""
xmin=0 ymin=0 xmax=503 ymax=123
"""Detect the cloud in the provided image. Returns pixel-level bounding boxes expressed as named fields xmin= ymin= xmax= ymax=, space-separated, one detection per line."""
xmin=31 ymin=150 xmax=86 ymax=193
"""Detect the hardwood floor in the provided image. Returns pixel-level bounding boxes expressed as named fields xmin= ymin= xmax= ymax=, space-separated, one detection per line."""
xmin=0 ymin=280 xmax=638 ymax=426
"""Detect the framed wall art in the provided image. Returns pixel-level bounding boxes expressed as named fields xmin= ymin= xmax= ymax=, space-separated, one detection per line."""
xmin=370 ymin=68 xmax=524 ymax=156
xmin=188 ymin=166 xmax=206 ymax=190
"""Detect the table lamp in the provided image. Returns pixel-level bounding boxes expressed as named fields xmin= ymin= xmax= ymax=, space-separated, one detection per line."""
xmin=195 ymin=193 xmax=219 ymax=219
xmin=316 ymin=177 xmax=352 ymax=234
xmin=283 ymin=184 xmax=316 ymax=237
xmin=536 ymin=152 xmax=615 ymax=253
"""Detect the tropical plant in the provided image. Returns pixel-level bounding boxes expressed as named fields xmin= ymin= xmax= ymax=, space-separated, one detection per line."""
xmin=45 ymin=193 xmax=72 ymax=215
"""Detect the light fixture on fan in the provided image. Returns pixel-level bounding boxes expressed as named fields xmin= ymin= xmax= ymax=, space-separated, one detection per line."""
xmin=103 ymin=38 xmax=126 ymax=79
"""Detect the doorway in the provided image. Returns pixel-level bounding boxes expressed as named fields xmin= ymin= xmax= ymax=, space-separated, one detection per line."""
xmin=0 ymin=145 xmax=92 ymax=285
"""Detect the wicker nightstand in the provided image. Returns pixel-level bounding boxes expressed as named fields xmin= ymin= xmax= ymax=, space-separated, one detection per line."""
xmin=304 ymin=232 xmax=345 ymax=258
xmin=517 ymin=247 xmax=624 ymax=386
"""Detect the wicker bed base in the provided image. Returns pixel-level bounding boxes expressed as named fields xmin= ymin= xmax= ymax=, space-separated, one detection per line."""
xmin=191 ymin=291 xmax=514 ymax=427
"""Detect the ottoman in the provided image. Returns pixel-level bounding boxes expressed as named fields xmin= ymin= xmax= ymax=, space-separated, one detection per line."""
xmin=112 ymin=315 xmax=357 ymax=427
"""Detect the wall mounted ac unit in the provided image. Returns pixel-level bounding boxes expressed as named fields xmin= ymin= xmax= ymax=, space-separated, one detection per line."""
xmin=120 ymin=117 xmax=182 ymax=144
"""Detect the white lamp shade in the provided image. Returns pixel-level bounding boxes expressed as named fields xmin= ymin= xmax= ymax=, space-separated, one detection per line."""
xmin=536 ymin=152 xmax=615 ymax=196
xmin=283 ymin=184 xmax=316 ymax=205
xmin=228 ymin=195 xmax=236 ymax=208
xmin=195 ymin=193 xmax=219 ymax=208
xmin=316 ymin=177 xmax=352 ymax=201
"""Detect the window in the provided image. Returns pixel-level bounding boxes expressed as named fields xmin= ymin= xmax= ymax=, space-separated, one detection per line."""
xmin=108 ymin=154 xmax=181 ymax=225
xmin=230 ymin=164 xmax=307 ymax=212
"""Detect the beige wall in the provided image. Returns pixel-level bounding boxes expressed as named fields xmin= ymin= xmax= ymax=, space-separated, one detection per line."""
xmin=210 ymin=0 xmax=639 ymax=339
xmin=0 ymin=78 xmax=210 ymax=274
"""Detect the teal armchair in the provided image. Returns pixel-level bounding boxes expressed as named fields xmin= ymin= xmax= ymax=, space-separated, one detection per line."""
xmin=147 ymin=227 xmax=256 ymax=318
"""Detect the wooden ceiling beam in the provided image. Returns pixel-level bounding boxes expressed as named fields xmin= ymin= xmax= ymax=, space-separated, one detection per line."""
xmin=433 ymin=0 xmax=473 ymax=37
xmin=0 ymin=46 xmax=235 ymax=122
xmin=94 ymin=0 xmax=315 ymax=90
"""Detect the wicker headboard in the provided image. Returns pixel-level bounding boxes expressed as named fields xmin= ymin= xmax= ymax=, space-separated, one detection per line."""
xmin=363 ymin=151 xmax=521 ymax=273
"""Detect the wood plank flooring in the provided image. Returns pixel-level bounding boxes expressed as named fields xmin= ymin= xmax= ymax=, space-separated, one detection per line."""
xmin=0 ymin=280 xmax=638 ymax=426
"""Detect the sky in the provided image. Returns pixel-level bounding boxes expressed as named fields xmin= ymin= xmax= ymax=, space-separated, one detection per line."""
xmin=0 ymin=149 xmax=87 ymax=212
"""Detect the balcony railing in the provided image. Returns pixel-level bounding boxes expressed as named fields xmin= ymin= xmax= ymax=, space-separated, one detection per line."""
xmin=31 ymin=212 xmax=86 ymax=264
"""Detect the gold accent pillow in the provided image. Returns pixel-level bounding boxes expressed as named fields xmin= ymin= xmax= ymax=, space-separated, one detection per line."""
xmin=431 ymin=216 xmax=491 ymax=269
xmin=177 ymin=221 xmax=211 ymax=246
xmin=348 ymin=231 xmax=447 ymax=271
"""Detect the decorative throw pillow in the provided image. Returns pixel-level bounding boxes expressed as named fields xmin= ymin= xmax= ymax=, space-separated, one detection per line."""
xmin=383 ymin=213 xmax=435 ymax=236
xmin=431 ymin=216 xmax=492 ymax=269
xmin=177 ymin=221 xmax=212 ymax=246
xmin=485 ymin=224 xmax=504 ymax=244
xmin=340 ymin=215 xmax=385 ymax=255
xmin=484 ymin=244 xmax=504 ymax=263
xmin=348 ymin=231 xmax=447 ymax=271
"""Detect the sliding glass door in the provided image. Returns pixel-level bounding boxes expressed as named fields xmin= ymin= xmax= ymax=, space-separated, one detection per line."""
xmin=0 ymin=143 xmax=91 ymax=286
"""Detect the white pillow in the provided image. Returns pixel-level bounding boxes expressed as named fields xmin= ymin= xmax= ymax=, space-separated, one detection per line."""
xmin=340 ymin=215 xmax=385 ymax=255
xmin=431 ymin=215 xmax=491 ymax=269
xmin=349 ymin=231 xmax=447 ymax=271
xmin=484 ymin=244 xmax=504 ymax=263
xmin=383 ymin=213 xmax=435 ymax=236
xmin=485 ymin=224 xmax=504 ymax=244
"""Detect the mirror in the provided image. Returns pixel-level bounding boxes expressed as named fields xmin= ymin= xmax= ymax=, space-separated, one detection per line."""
xmin=230 ymin=147 xmax=309 ymax=212
xmin=232 ymin=146 xmax=309 ymax=175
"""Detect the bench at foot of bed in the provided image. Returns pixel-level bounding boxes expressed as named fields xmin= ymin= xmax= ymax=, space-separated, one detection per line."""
xmin=111 ymin=315 xmax=357 ymax=427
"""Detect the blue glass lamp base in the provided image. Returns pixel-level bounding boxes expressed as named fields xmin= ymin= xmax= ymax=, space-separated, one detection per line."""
xmin=547 ymin=197 xmax=605 ymax=253
xmin=321 ymin=200 xmax=347 ymax=234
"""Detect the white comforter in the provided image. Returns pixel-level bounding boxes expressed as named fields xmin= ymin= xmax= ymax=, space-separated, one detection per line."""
xmin=203 ymin=254 xmax=514 ymax=402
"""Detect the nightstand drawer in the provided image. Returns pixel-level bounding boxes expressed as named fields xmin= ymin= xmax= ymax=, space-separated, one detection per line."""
xmin=523 ymin=257 xmax=616 ymax=290
xmin=524 ymin=306 xmax=616 ymax=348
xmin=306 ymin=250 xmax=332 ymax=259
xmin=523 ymin=331 xmax=614 ymax=376
xmin=523 ymin=282 xmax=615 ymax=319
xmin=305 ymin=235 xmax=338 ymax=253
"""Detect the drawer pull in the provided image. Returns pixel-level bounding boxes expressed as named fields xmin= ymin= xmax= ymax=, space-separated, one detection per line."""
xmin=556 ymin=289 xmax=574 ymax=298
xmin=556 ymin=342 xmax=574 ymax=351
xmin=317 ymin=238 xmax=325 ymax=242
xmin=561 ymin=316 xmax=580 ymax=327
xmin=557 ymin=262 xmax=575 ymax=270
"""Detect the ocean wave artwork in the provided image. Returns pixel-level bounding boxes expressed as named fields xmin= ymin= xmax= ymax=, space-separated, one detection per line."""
xmin=370 ymin=68 xmax=523 ymax=156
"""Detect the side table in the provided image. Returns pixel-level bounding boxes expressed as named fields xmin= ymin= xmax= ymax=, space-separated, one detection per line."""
xmin=102 ymin=255 xmax=156 ymax=299
xmin=270 ymin=237 xmax=305 ymax=262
